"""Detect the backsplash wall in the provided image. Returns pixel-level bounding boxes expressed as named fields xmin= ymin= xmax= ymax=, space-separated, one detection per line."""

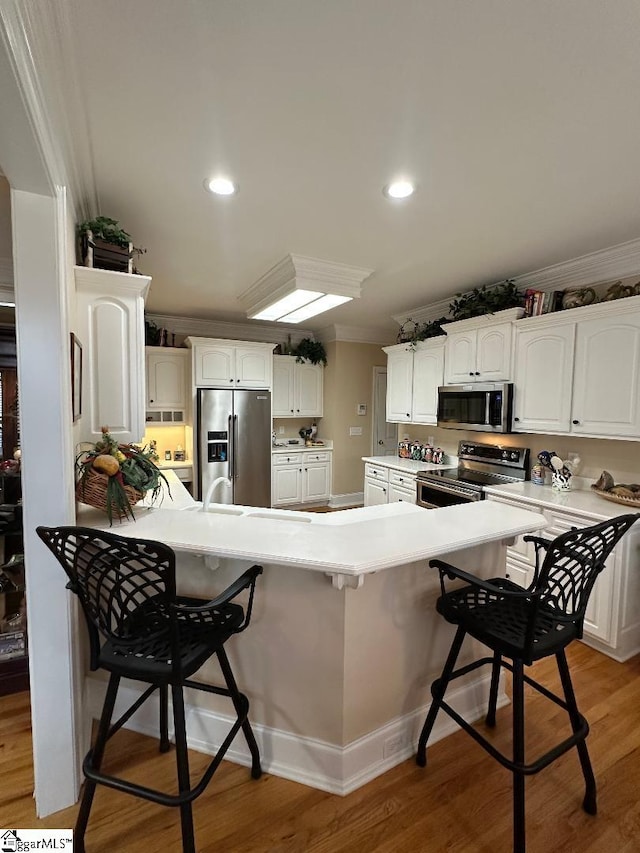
xmin=403 ymin=425 xmax=640 ymax=485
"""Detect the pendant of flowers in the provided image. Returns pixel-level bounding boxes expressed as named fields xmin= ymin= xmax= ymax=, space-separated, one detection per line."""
xmin=76 ymin=426 xmax=169 ymax=524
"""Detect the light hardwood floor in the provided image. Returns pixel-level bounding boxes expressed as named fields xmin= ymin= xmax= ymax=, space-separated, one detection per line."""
xmin=2 ymin=643 xmax=640 ymax=852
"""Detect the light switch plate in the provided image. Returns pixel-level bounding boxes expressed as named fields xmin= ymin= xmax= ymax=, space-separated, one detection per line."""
xmin=357 ymin=404 xmax=367 ymax=416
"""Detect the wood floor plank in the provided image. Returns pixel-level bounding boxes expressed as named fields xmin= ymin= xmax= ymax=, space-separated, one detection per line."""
xmin=1 ymin=643 xmax=640 ymax=851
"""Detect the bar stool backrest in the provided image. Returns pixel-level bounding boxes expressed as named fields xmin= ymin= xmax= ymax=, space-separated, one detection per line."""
xmin=37 ymin=525 xmax=176 ymax=671
xmin=534 ymin=514 xmax=638 ymax=623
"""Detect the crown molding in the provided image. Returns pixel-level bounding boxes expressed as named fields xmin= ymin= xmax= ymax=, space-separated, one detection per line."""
xmin=317 ymin=324 xmax=395 ymax=345
xmin=0 ymin=1 xmax=97 ymax=217
xmin=393 ymin=236 xmax=640 ymax=327
xmin=145 ymin=312 xmax=315 ymax=346
xmin=0 ymin=256 xmax=13 ymax=288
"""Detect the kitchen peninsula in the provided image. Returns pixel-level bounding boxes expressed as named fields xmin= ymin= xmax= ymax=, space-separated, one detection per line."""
xmin=77 ymin=486 xmax=544 ymax=795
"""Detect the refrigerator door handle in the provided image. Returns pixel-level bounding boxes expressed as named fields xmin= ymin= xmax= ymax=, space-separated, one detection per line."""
xmin=228 ymin=414 xmax=235 ymax=481
xmin=232 ymin=413 xmax=238 ymax=480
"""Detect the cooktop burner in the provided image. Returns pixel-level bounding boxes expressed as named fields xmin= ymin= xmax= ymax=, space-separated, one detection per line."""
xmin=417 ymin=441 xmax=530 ymax=491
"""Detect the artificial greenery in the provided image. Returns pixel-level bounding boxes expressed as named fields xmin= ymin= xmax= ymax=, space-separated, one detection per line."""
xmin=448 ymin=279 xmax=523 ymax=321
xmin=77 ymin=216 xmax=133 ymax=248
xmin=76 ymin=427 xmax=168 ymax=524
xmin=398 ymin=316 xmax=450 ymax=345
xmin=292 ymin=338 xmax=327 ymax=366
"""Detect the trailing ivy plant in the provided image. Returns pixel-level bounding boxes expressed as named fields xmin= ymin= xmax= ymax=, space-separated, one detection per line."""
xmin=292 ymin=338 xmax=327 ymax=366
xmin=77 ymin=215 xmax=147 ymax=262
xmin=449 ymin=279 xmax=523 ymax=321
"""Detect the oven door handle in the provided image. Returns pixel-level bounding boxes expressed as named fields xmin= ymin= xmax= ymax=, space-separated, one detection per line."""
xmin=417 ymin=479 xmax=481 ymax=501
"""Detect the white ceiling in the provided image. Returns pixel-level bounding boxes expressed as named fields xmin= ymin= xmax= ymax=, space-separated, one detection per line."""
xmin=10 ymin=1 xmax=640 ymax=336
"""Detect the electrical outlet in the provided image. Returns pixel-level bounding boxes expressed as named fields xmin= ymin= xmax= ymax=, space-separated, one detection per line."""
xmin=278 ymin=426 xmax=285 ymax=434
xmin=383 ymin=733 xmax=406 ymax=758
xmin=349 ymin=426 xmax=363 ymax=436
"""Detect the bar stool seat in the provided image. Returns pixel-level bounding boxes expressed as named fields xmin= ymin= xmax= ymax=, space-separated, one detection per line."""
xmin=37 ymin=525 xmax=263 ymax=853
xmin=416 ymin=512 xmax=639 ymax=853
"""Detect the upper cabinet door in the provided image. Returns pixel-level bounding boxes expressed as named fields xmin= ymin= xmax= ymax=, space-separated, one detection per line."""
xmin=272 ymin=355 xmax=296 ymax=416
xmin=512 ymin=323 xmax=575 ymax=433
xmin=235 ymin=345 xmax=272 ymax=388
xmin=411 ymin=340 xmax=444 ymax=424
xmin=386 ymin=347 xmax=414 ymax=422
xmin=475 ymin=322 xmax=512 ymax=381
xmin=146 ymin=349 xmax=187 ymax=409
xmin=297 ymin=362 xmax=323 ymax=417
xmin=196 ymin=345 xmax=235 ymax=386
xmin=572 ymin=311 xmax=640 ymax=437
xmin=444 ymin=331 xmax=477 ymax=383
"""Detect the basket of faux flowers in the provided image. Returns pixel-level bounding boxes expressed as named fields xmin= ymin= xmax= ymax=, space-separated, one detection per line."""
xmin=75 ymin=426 xmax=168 ymax=524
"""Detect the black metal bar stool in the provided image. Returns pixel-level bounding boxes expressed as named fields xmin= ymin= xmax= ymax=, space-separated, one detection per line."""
xmin=36 ymin=525 xmax=263 ymax=853
xmin=416 ymin=512 xmax=639 ymax=853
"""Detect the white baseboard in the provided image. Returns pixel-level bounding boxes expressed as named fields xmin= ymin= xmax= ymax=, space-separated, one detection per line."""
xmin=329 ymin=492 xmax=364 ymax=509
xmin=85 ymin=671 xmax=507 ymax=796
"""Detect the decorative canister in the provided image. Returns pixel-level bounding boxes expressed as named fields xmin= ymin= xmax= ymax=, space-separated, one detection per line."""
xmin=423 ymin=445 xmax=433 ymax=463
xmin=551 ymin=471 xmax=572 ymax=491
xmin=531 ymin=463 xmax=545 ymax=485
xmin=432 ymin=447 xmax=444 ymax=464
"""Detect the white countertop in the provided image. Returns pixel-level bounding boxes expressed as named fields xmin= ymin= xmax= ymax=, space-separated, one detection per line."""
xmin=77 ymin=496 xmax=544 ymax=577
xmin=272 ymin=441 xmax=333 ymax=452
xmin=158 ymin=460 xmax=193 ymax=470
xmin=362 ymin=455 xmax=457 ymax=476
xmin=484 ymin=481 xmax=640 ymax=521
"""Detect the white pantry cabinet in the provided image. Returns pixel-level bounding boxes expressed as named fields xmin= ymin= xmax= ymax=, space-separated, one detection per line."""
xmin=383 ymin=337 xmax=445 ymax=424
xmin=186 ymin=337 xmax=274 ymax=389
xmin=486 ymin=492 xmax=640 ymax=660
xmin=75 ymin=266 xmax=150 ymax=445
xmin=145 ymin=347 xmax=189 ymax=425
xmin=272 ymin=356 xmax=323 ymax=418
xmin=513 ymin=297 xmax=640 ymax=438
xmin=444 ymin=320 xmax=515 ymax=384
xmin=272 ymin=449 xmax=332 ymax=506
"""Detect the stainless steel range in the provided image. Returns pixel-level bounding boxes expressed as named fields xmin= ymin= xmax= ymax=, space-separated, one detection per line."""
xmin=416 ymin=441 xmax=530 ymax=509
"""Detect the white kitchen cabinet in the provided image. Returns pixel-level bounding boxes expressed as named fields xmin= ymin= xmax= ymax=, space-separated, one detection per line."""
xmin=364 ymin=462 xmax=416 ymax=506
xmin=75 ymin=266 xmax=150 ymax=445
xmin=272 ymin=356 xmax=323 ymax=418
xmin=145 ymin=347 xmax=189 ymax=424
xmin=272 ymin=449 xmax=332 ymax=506
xmin=186 ymin=337 xmax=274 ymax=389
xmin=383 ymin=337 xmax=445 ymax=424
xmin=445 ymin=321 xmax=514 ymax=384
xmin=512 ymin=298 xmax=640 ymax=439
xmin=486 ymin=493 xmax=640 ymax=658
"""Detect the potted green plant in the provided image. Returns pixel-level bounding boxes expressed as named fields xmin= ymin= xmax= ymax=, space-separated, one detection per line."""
xmin=449 ymin=279 xmax=523 ymax=321
xmin=77 ymin=216 xmax=146 ymax=274
xmin=292 ymin=338 xmax=327 ymax=366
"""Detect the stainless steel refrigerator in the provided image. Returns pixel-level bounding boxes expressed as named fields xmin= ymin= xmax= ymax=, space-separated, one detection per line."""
xmin=196 ymin=388 xmax=272 ymax=507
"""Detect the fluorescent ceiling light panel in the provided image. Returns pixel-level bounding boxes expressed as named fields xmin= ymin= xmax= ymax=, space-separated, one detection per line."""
xmin=249 ymin=289 xmax=323 ymax=321
xmin=240 ymin=254 xmax=374 ymax=324
xmin=279 ymin=294 xmax=352 ymax=323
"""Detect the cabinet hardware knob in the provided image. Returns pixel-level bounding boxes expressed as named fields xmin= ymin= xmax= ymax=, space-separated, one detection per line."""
xmin=469 ymin=372 xmax=474 ymax=376
xmin=514 ymin=417 xmax=520 ymax=422
xmin=572 ymin=419 xmax=580 ymax=425
xmin=383 ymin=487 xmax=386 ymax=493
xmin=150 ymin=399 xmax=154 ymax=403
xmin=290 ymin=409 xmax=294 ymax=412
xmin=297 ymin=409 xmax=300 ymax=412
xmin=475 ymin=371 xmax=480 ymax=376
xmin=406 ymin=413 xmax=410 ymax=418
xmin=229 ymin=379 xmax=233 ymax=383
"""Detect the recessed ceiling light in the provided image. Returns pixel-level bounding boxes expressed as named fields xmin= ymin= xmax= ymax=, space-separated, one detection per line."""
xmin=205 ymin=177 xmax=238 ymax=196
xmin=383 ymin=180 xmax=415 ymax=199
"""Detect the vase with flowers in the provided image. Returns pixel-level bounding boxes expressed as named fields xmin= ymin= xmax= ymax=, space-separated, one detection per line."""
xmin=75 ymin=427 xmax=168 ymax=524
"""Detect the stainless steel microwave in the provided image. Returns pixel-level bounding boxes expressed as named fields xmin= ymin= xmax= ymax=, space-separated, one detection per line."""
xmin=437 ymin=382 xmax=514 ymax=433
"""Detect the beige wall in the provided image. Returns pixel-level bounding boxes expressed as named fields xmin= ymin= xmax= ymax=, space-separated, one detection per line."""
xmin=406 ymin=424 xmax=640 ymax=484
xmin=322 ymin=341 xmax=387 ymax=496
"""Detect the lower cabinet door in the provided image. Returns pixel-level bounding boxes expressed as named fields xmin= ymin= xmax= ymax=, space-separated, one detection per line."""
xmin=388 ymin=483 xmax=416 ymax=504
xmin=364 ymin=478 xmax=388 ymax=506
xmin=302 ymin=461 xmax=330 ymax=502
xmin=272 ymin=465 xmax=302 ymax=505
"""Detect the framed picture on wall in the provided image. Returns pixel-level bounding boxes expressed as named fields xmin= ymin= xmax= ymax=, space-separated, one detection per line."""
xmin=70 ymin=332 xmax=83 ymax=422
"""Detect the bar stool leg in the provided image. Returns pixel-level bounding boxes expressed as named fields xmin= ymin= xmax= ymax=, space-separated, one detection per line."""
xmin=217 ymin=647 xmax=262 ymax=779
xmin=75 ymin=673 xmax=120 ymax=852
xmin=159 ymin=684 xmax=171 ymax=753
xmin=171 ymin=684 xmax=196 ymax=853
xmin=512 ymin=659 xmax=526 ymax=853
xmin=556 ymin=650 xmax=597 ymax=815
xmin=416 ymin=625 xmax=466 ymax=767
xmin=486 ymin=651 xmax=502 ymax=727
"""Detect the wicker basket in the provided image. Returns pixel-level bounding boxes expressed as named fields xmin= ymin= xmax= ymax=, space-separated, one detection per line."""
xmin=590 ymin=485 xmax=640 ymax=509
xmin=76 ymin=469 xmax=145 ymax=518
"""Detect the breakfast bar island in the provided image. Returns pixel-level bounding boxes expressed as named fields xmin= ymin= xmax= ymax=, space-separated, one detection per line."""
xmin=78 ymin=488 xmax=544 ymax=794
